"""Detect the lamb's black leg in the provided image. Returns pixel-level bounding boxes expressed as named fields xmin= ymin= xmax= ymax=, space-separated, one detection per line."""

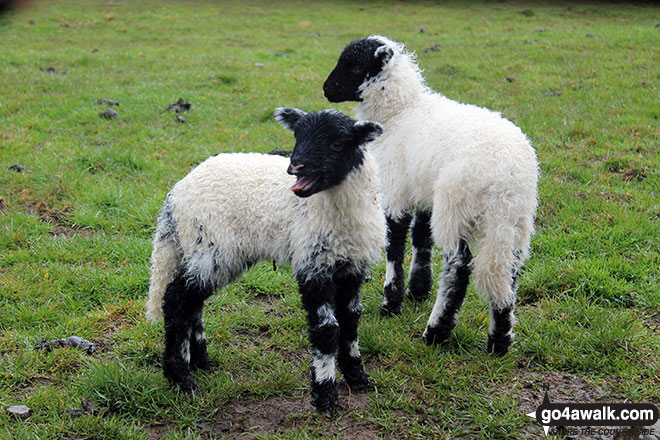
xmin=423 ymin=239 xmax=472 ymax=345
xmin=190 ymin=309 xmax=214 ymax=371
xmin=487 ymin=251 xmax=521 ymax=355
xmin=407 ymin=210 xmax=434 ymax=302
xmin=298 ymin=276 xmax=340 ymax=416
xmin=487 ymin=304 xmax=515 ymax=355
xmin=381 ymin=213 xmax=412 ymax=316
xmin=162 ymin=273 xmax=213 ymax=393
xmin=335 ymin=272 xmax=370 ymax=389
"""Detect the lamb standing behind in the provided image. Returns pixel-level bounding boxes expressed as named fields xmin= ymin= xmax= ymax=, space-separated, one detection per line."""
xmin=146 ymin=108 xmax=386 ymax=414
xmin=324 ymin=36 xmax=538 ymax=354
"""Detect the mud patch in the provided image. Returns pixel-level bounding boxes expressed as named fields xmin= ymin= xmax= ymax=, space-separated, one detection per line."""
xmin=26 ymin=201 xmax=92 ymax=237
xmin=640 ymin=310 xmax=660 ymax=336
xmin=93 ymin=302 xmax=139 ymax=353
xmin=498 ymin=370 xmax=631 ymax=439
xmin=507 ymin=370 xmax=618 ymax=412
xmin=252 ymin=292 xmax=284 ymax=318
xmin=147 ymin=383 xmax=380 ymax=439
xmin=146 ymin=422 xmax=175 ymax=440
xmin=214 ymin=384 xmax=378 ymax=439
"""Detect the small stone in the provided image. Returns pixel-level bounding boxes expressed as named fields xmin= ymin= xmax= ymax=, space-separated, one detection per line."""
xmin=420 ymin=28 xmax=426 ymax=33
xmin=311 ymin=33 xmax=322 ymax=38
xmin=8 ymin=405 xmax=31 ymax=419
xmin=655 ymin=23 xmax=660 ymax=28
xmin=92 ymin=48 xmax=99 ymax=53
xmin=99 ymin=108 xmax=120 ymax=120
xmin=42 ymin=66 xmax=57 ymax=73
xmin=254 ymin=62 xmax=264 ymax=67
xmin=28 ymin=19 xmax=35 ymax=25
xmin=9 ymin=164 xmax=24 ymax=172
xmin=35 ymin=336 xmax=97 ymax=354
xmin=586 ymin=33 xmax=595 ymax=38
xmin=176 ymin=114 xmax=185 ymax=123
xmin=506 ymin=77 xmax=516 ymax=83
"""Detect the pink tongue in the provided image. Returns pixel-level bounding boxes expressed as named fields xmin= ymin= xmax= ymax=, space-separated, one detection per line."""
xmin=291 ymin=175 xmax=317 ymax=192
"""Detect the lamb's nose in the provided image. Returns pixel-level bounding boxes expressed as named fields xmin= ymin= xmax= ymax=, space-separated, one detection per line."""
xmin=287 ymin=163 xmax=304 ymax=175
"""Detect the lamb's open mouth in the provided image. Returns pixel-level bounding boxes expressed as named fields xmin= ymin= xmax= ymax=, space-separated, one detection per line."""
xmin=291 ymin=174 xmax=320 ymax=193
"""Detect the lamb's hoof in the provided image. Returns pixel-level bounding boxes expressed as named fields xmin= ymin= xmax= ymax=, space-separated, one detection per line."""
xmin=311 ymin=381 xmax=340 ymax=417
xmin=343 ymin=368 xmax=372 ymax=391
xmin=406 ymin=286 xmax=431 ymax=302
xmin=381 ymin=284 xmax=404 ymax=316
xmin=346 ymin=377 xmax=374 ymax=392
xmin=312 ymin=394 xmax=341 ymax=417
xmin=380 ymin=302 xmax=402 ymax=316
xmin=423 ymin=325 xmax=452 ymax=346
xmin=316 ymin=399 xmax=342 ymax=418
xmin=176 ymin=377 xmax=200 ymax=394
xmin=191 ymin=356 xmax=217 ymax=372
xmin=406 ymin=272 xmax=432 ymax=302
xmin=487 ymin=335 xmax=512 ymax=356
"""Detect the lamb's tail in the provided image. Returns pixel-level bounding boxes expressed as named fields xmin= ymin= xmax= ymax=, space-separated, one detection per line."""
xmin=145 ymin=203 xmax=181 ymax=322
xmin=471 ymin=192 xmax=535 ymax=309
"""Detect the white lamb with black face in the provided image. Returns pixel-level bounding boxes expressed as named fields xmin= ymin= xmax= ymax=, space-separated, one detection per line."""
xmin=145 ymin=108 xmax=386 ymax=415
xmin=324 ymin=36 xmax=539 ymax=355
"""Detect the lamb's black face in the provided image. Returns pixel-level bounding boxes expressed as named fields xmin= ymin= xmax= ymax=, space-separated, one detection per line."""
xmin=323 ymin=38 xmax=393 ymax=103
xmin=274 ymin=108 xmax=382 ymax=198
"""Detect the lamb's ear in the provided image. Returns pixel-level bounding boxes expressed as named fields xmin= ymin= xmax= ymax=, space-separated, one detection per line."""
xmin=374 ymin=45 xmax=394 ymax=67
xmin=274 ymin=107 xmax=307 ymax=131
xmin=353 ymin=120 xmax=383 ymax=146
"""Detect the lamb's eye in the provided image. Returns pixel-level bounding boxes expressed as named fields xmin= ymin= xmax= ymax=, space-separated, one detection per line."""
xmin=330 ymin=142 xmax=344 ymax=152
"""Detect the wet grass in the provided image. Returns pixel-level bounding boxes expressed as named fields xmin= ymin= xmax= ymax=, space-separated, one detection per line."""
xmin=1 ymin=1 xmax=659 ymax=438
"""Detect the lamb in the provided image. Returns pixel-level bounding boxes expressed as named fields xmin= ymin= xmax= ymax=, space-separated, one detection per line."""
xmin=145 ymin=108 xmax=386 ymax=415
xmin=323 ymin=35 xmax=538 ymax=355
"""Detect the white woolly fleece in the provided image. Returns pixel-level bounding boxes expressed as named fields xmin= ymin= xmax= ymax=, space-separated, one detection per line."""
xmin=146 ymin=152 xmax=386 ymax=321
xmin=355 ymin=35 xmax=539 ymax=308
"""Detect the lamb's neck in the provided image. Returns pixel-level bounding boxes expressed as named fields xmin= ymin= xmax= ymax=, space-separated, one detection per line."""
xmin=355 ymin=61 xmax=430 ymax=124
xmin=318 ymin=152 xmax=380 ymax=216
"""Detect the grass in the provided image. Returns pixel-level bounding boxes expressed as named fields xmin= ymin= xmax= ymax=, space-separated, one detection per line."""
xmin=1 ymin=0 xmax=659 ymax=438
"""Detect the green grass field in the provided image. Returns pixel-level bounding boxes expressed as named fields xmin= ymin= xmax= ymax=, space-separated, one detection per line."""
xmin=1 ymin=1 xmax=659 ymax=438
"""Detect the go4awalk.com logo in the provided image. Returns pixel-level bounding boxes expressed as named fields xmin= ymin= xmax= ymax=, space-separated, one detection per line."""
xmin=527 ymin=391 xmax=659 ymax=437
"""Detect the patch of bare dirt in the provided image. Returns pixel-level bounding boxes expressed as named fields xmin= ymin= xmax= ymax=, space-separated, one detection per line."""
xmin=496 ymin=370 xmax=643 ymax=439
xmin=25 ymin=201 xmax=92 ymax=237
xmin=146 ymin=383 xmax=381 ymax=439
xmin=252 ymin=292 xmax=287 ymax=319
xmin=506 ymin=370 xmax=618 ymax=413
xmin=93 ymin=302 xmax=139 ymax=353
xmin=640 ymin=310 xmax=660 ymax=336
